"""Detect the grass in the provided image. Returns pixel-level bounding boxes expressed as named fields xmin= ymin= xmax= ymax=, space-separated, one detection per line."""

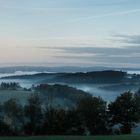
xmin=0 ymin=90 xmax=32 ymax=103
xmin=0 ymin=135 xmax=140 ymax=140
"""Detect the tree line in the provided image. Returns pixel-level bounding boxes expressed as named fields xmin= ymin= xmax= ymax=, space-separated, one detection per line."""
xmin=0 ymin=85 xmax=140 ymax=136
xmin=0 ymin=82 xmax=20 ymax=90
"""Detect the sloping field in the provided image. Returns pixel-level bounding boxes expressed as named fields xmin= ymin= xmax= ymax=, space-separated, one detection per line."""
xmin=0 ymin=90 xmax=32 ymax=103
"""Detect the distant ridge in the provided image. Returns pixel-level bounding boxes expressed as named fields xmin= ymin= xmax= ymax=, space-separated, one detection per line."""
xmin=0 ymin=66 xmax=140 ymax=73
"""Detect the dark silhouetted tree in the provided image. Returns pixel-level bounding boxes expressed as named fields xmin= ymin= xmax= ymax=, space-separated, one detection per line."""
xmin=24 ymin=94 xmax=43 ymax=135
xmin=134 ymin=88 xmax=140 ymax=120
xmin=77 ymin=97 xmax=109 ymax=135
xmin=2 ymin=98 xmax=24 ymax=135
xmin=108 ymin=91 xmax=139 ymax=134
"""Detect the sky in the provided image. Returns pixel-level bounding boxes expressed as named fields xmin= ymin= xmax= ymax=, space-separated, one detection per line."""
xmin=0 ymin=0 xmax=140 ymax=68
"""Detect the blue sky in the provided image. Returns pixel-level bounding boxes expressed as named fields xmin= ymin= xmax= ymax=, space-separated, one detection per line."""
xmin=0 ymin=0 xmax=140 ymax=67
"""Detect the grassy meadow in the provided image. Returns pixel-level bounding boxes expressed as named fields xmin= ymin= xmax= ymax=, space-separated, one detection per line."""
xmin=0 ymin=135 xmax=140 ymax=140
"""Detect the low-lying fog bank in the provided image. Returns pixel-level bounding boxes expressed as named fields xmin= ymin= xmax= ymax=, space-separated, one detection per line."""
xmin=0 ymin=80 xmax=139 ymax=102
xmin=0 ymin=70 xmax=140 ymax=102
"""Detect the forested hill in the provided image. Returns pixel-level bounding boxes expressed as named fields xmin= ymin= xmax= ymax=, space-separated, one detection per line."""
xmin=1 ymin=70 xmax=134 ymax=84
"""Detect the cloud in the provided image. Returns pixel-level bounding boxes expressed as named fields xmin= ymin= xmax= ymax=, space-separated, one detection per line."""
xmin=42 ymin=45 xmax=140 ymax=54
xmin=113 ymin=34 xmax=140 ymax=45
xmin=39 ymin=45 xmax=140 ymax=66
xmin=37 ymin=32 xmax=140 ymax=68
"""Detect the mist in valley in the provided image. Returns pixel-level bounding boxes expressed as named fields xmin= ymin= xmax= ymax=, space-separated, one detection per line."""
xmin=0 ymin=70 xmax=140 ymax=102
